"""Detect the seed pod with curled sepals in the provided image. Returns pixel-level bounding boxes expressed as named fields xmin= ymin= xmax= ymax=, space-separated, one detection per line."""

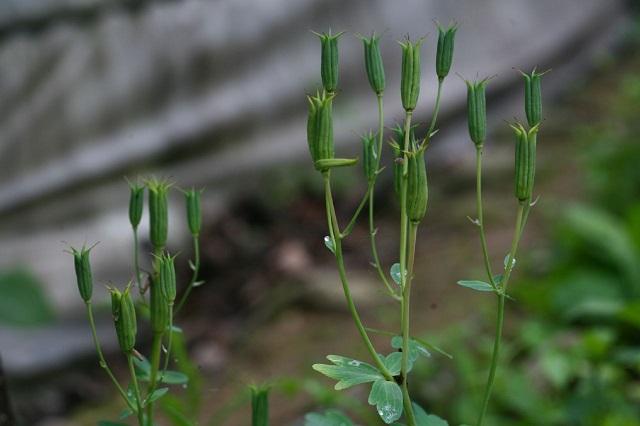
xmin=361 ymin=132 xmax=378 ymax=181
xmin=306 ymin=91 xmax=335 ymax=171
xmin=128 ymin=180 xmax=144 ymax=230
xmin=360 ymin=33 xmax=385 ymax=95
xmin=114 ymin=286 xmax=137 ymax=353
xmin=436 ymin=23 xmax=457 ymax=80
xmin=521 ymin=68 xmax=546 ymax=127
xmin=466 ymin=78 xmax=490 ymax=147
xmin=157 ymin=251 xmax=177 ymax=304
xmin=314 ymin=30 xmax=343 ymax=94
xmin=71 ymin=245 xmax=94 ymax=302
xmin=147 ymin=178 xmax=172 ymax=250
xmin=512 ymin=122 xmax=539 ymax=201
xmin=406 ymin=147 xmax=428 ymax=223
xmin=399 ymin=38 xmax=422 ymax=111
xmin=150 ymin=278 xmax=169 ymax=334
xmin=184 ymin=188 xmax=202 ymax=236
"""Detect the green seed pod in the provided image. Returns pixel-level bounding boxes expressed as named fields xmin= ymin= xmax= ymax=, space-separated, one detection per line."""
xmin=150 ymin=278 xmax=169 ymax=334
xmin=114 ymin=287 xmax=137 ymax=353
xmin=390 ymin=124 xmax=417 ymax=199
xmin=110 ymin=288 xmax=122 ymax=319
xmin=406 ymin=149 xmax=428 ymax=223
xmin=185 ymin=188 xmax=202 ymax=236
xmin=512 ymin=123 xmax=539 ymax=201
xmin=315 ymin=30 xmax=343 ymax=93
xmin=361 ymin=132 xmax=378 ymax=181
xmin=157 ymin=251 xmax=177 ymax=304
xmin=72 ymin=246 xmax=93 ymax=302
xmin=147 ymin=179 xmax=171 ymax=249
xmin=466 ymin=78 xmax=489 ymax=147
xmin=399 ymin=38 xmax=422 ymax=111
xmin=436 ymin=23 xmax=457 ymax=80
xmin=306 ymin=91 xmax=335 ymax=171
xmin=361 ymin=33 xmax=385 ymax=95
xmin=250 ymin=385 xmax=270 ymax=426
xmin=128 ymin=181 xmax=144 ymax=230
xmin=521 ymin=69 xmax=545 ymax=127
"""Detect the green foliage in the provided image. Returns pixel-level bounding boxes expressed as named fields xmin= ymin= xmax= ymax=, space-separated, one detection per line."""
xmin=305 ymin=409 xmax=354 ymax=426
xmin=368 ymin=379 xmax=403 ymax=424
xmin=312 ymin=355 xmax=384 ymax=390
xmin=0 ymin=268 xmax=55 ymax=326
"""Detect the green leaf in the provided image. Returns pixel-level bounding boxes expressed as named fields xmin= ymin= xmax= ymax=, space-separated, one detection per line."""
xmin=456 ymin=280 xmax=494 ymax=292
xmin=368 ymin=379 xmax=403 ymax=424
xmin=412 ymin=402 xmax=449 ymax=425
xmin=118 ymin=408 xmax=134 ymax=420
xmin=412 ymin=337 xmax=453 ymax=359
xmin=378 ymin=352 xmax=404 ymax=376
xmin=503 ymin=254 xmax=516 ymax=270
xmin=391 ymin=336 xmax=431 ymax=360
xmin=0 ymin=269 xmax=55 ymax=326
xmin=312 ymin=355 xmax=383 ymax=390
xmin=133 ymin=356 xmax=151 ymax=378
xmin=390 ymin=263 xmax=404 ymax=286
xmin=304 ymin=409 xmax=354 ymax=425
xmin=159 ymin=370 xmax=189 ymax=385
xmin=144 ymin=387 xmax=169 ymax=405
xmin=324 ymin=236 xmax=335 ymax=254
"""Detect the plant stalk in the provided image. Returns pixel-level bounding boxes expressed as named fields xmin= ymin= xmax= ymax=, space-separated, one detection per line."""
xmin=401 ymin=221 xmax=419 ymax=426
xmin=175 ymin=235 xmax=201 ymax=315
xmin=133 ymin=227 xmax=144 ymax=299
xmin=475 ymin=146 xmax=496 ymax=287
xmin=427 ymin=78 xmax=444 ymax=137
xmin=127 ymin=353 xmax=145 ymax=426
xmin=146 ymin=331 xmax=164 ymax=421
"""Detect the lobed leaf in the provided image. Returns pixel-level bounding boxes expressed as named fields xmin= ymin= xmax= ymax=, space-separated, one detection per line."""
xmin=368 ymin=379 xmax=403 ymax=424
xmin=304 ymin=409 xmax=354 ymax=426
xmin=312 ymin=355 xmax=383 ymax=390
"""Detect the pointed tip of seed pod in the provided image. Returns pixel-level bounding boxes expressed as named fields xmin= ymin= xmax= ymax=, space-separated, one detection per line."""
xmin=311 ymin=29 xmax=345 ymax=40
xmin=434 ymin=19 xmax=459 ymax=32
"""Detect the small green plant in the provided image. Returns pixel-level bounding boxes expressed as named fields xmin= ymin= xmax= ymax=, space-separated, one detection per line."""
xmin=305 ymin=26 xmax=544 ymax=426
xmin=70 ymin=178 xmax=204 ymax=426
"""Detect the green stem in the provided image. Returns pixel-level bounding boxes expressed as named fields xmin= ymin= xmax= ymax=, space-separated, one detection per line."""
xmin=85 ymin=302 xmax=135 ymax=411
xmin=133 ymin=228 xmax=144 ymax=299
xmin=477 ymin=203 xmax=526 ymax=426
xmin=475 ymin=146 xmax=496 ymax=287
xmin=175 ymin=235 xmax=201 ymax=315
xmin=427 ymin=78 xmax=444 ymax=137
xmin=127 ymin=353 xmax=145 ymax=426
xmin=400 ymin=222 xmax=419 ymax=426
xmin=323 ymin=172 xmax=393 ymax=381
xmin=341 ymin=190 xmax=371 ymax=238
xmin=159 ymin=306 xmax=174 ymax=382
xmin=146 ymin=331 xmax=163 ymax=421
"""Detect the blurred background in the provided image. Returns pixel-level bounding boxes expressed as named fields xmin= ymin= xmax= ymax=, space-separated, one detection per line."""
xmin=0 ymin=0 xmax=638 ymax=424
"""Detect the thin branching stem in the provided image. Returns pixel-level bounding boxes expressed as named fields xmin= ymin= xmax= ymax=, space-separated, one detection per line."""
xmin=477 ymin=202 xmax=526 ymax=426
xmin=175 ymin=235 xmax=201 ymax=315
xmin=475 ymin=146 xmax=496 ymax=288
xmin=146 ymin=331 xmax=163 ymax=421
xmin=427 ymin=78 xmax=444 ymax=137
xmin=341 ymin=191 xmax=371 ymax=237
xmin=323 ymin=171 xmax=394 ymax=380
xmin=159 ymin=308 xmax=174 ymax=383
xmin=398 ymin=111 xmax=417 ymax=426
xmin=127 ymin=353 xmax=145 ymax=426
xmin=85 ymin=302 xmax=135 ymax=411
xmin=401 ymin=221 xmax=419 ymax=426
xmin=133 ymin=228 xmax=144 ymax=300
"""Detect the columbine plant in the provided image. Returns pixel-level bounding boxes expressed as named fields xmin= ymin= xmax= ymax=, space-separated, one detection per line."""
xmin=70 ymin=178 xmax=204 ymax=426
xmin=305 ymin=26 xmax=544 ymax=426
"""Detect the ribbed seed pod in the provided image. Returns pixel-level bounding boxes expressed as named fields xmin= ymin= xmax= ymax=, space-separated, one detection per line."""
xmin=158 ymin=252 xmax=177 ymax=304
xmin=361 ymin=33 xmax=385 ymax=95
xmin=128 ymin=182 xmax=144 ymax=230
xmin=72 ymin=246 xmax=93 ymax=302
xmin=522 ymin=69 xmax=545 ymax=127
xmin=114 ymin=287 xmax=137 ymax=353
xmin=406 ymin=149 xmax=428 ymax=223
xmin=361 ymin=132 xmax=378 ymax=181
xmin=400 ymin=39 xmax=422 ymax=111
xmin=185 ymin=188 xmax=202 ymax=236
xmin=512 ymin=123 xmax=539 ymax=201
xmin=150 ymin=278 xmax=169 ymax=334
xmin=466 ymin=79 xmax=489 ymax=147
xmin=147 ymin=179 xmax=171 ymax=249
xmin=250 ymin=385 xmax=270 ymax=426
xmin=110 ymin=288 xmax=122 ymax=319
xmin=315 ymin=30 xmax=343 ymax=93
xmin=306 ymin=91 xmax=335 ymax=171
xmin=436 ymin=23 xmax=457 ymax=80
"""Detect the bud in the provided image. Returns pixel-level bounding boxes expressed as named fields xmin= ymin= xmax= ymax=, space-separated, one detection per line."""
xmin=361 ymin=33 xmax=385 ymax=95
xmin=250 ymin=385 xmax=270 ymax=426
xmin=315 ymin=30 xmax=343 ymax=93
xmin=466 ymin=78 xmax=489 ymax=147
xmin=185 ymin=188 xmax=202 ymax=236
xmin=512 ymin=123 xmax=539 ymax=201
xmin=112 ymin=286 xmax=137 ymax=353
xmin=157 ymin=251 xmax=177 ymax=304
xmin=361 ymin=132 xmax=378 ymax=181
xmin=72 ymin=245 xmax=93 ymax=302
xmin=306 ymin=91 xmax=335 ymax=171
xmin=150 ymin=278 xmax=169 ymax=334
xmin=399 ymin=38 xmax=422 ymax=111
xmin=128 ymin=181 xmax=144 ymax=230
xmin=147 ymin=179 xmax=171 ymax=249
xmin=436 ymin=23 xmax=457 ymax=80
xmin=406 ymin=149 xmax=428 ymax=223
xmin=521 ymin=68 xmax=545 ymax=127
